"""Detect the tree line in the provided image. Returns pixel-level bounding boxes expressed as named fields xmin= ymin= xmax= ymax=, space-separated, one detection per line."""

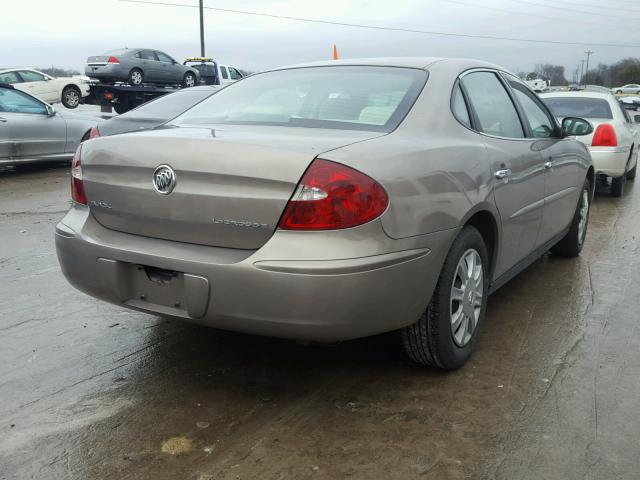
xmin=518 ymin=58 xmax=640 ymax=88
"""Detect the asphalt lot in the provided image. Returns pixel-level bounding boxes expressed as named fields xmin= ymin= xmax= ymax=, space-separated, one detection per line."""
xmin=1 ymin=163 xmax=640 ymax=479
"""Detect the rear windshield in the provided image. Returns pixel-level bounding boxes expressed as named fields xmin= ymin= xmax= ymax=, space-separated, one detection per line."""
xmin=104 ymin=49 xmax=128 ymax=55
xmin=173 ymin=66 xmax=427 ymax=132
xmin=542 ymin=97 xmax=613 ymax=119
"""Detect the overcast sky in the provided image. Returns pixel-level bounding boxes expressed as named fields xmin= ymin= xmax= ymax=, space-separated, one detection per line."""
xmin=2 ymin=0 xmax=639 ymax=79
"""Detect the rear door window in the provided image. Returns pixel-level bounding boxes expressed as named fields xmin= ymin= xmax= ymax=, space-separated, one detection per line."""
xmin=461 ymin=71 xmax=524 ymax=139
xmin=139 ymin=50 xmax=158 ymax=61
xmin=0 ymin=72 xmax=21 ymax=84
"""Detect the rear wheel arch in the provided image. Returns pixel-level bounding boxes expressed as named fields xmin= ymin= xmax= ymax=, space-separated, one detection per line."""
xmin=462 ymin=209 xmax=499 ymax=281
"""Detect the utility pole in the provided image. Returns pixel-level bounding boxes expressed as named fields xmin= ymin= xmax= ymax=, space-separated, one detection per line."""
xmin=584 ymin=50 xmax=594 ymax=85
xmin=580 ymin=60 xmax=585 ymax=86
xmin=199 ymin=0 xmax=205 ymax=57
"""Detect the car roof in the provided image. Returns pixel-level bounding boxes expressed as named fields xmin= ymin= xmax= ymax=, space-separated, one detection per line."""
xmin=267 ymin=57 xmax=507 ymax=72
xmin=540 ymin=91 xmax=612 ymax=100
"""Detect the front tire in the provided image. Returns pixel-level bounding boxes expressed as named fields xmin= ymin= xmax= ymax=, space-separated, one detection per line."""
xmin=61 ymin=86 xmax=81 ymax=108
xmin=182 ymin=72 xmax=196 ymax=88
xmin=128 ymin=68 xmax=143 ymax=86
xmin=401 ymin=226 xmax=489 ymax=370
xmin=551 ymin=178 xmax=591 ymax=257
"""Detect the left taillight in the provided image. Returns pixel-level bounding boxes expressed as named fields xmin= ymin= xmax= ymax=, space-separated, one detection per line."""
xmin=71 ymin=145 xmax=87 ymax=205
xmin=89 ymin=126 xmax=100 ymax=139
xmin=278 ymin=159 xmax=389 ymax=230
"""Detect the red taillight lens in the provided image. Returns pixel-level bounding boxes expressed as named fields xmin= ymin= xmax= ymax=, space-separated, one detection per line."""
xmin=71 ymin=145 xmax=87 ymax=205
xmin=89 ymin=126 xmax=100 ymax=139
xmin=278 ymin=159 xmax=389 ymax=230
xmin=592 ymin=124 xmax=618 ymax=147
xmin=107 ymin=56 xmax=120 ymax=64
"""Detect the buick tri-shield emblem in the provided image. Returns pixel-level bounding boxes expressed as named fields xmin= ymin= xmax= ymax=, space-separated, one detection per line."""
xmin=153 ymin=165 xmax=176 ymax=194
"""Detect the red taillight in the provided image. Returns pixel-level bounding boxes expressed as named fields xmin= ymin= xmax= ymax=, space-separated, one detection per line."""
xmin=592 ymin=124 xmax=618 ymax=147
xmin=107 ymin=56 xmax=120 ymax=64
xmin=278 ymin=159 xmax=389 ymax=230
xmin=89 ymin=126 xmax=100 ymax=139
xmin=71 ymin=145 xmax=87 ymax=205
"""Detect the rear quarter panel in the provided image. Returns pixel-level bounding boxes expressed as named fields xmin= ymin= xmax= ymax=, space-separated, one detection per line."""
xmin=321 ymin=61 xmax=498 ymax=240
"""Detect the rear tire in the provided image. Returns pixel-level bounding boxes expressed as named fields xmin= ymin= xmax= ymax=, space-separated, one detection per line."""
xmin=611 ymin=174 xmax=626 ymax=197
xmin=551 ymin=178 xmax=591 ymax=257
xmin=627 ymin=163 xmax=637 ymax=180
xmin=61 ymin=86 xmax=81 ymax=108
xmin=128 ymin=68 xmax=143 ymax=86
xmin=401 ymin=226 xmax=489 ymax=370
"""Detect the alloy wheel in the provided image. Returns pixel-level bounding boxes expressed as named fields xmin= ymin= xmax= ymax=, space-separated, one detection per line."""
xmin=65 ymin=89 xmax=79 ymax=107
xmin=450 ymin=249 xmax=484 ymax=347
xmin=577 ymin=188 xmax=589 ymax=245
xmin=131 ymin=71 xmax=142 ymax=85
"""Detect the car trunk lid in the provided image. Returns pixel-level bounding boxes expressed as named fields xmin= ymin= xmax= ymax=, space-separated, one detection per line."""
xmin=87 ymin=56 xmax=110 ymax=66
xmin=81 ymin=125 xmax=385 ymax=249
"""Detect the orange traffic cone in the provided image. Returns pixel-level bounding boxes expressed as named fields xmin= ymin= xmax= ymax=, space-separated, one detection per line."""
xmin=333 ymin=44 xmax=339 ymax=60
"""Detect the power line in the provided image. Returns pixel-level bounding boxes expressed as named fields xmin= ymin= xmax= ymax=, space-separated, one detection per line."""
xmin=504 ymin=0 xmax=640 ymax=21
xmin=118 ymin=0 xmax=640 ymax=48
xmin=438 ymin=0 xmax=638 ymax=30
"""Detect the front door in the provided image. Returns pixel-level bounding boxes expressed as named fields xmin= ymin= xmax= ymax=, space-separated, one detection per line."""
xmin=17 ymin=70 xmax=57 ymax=103
xmin=155 ymin=51 xmax=180 ymax=84
xmin=504 ymin=74 xmax=584 ymax=245
xmin=461 ymin=70 xmax=546 ymax=278
xmin=0 ymin=88 xmax=66 ymax=160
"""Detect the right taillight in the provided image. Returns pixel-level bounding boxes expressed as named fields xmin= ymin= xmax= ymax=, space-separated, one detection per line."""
xmin=592 ymin=124 xmax=618 ymax=147
xmin=107 ymin=56 xmax=120 ymax=64
xmin=71 ymin=145 xmax=87 ymax=205
xmin=89 ymin=126 xmax=100 ymax=139
xmin=278 ymin=159 xmax=389 ymax=230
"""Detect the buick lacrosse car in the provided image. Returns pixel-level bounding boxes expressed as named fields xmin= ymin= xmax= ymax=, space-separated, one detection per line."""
xmin=56 ymin=58 xmax=594 ymax=370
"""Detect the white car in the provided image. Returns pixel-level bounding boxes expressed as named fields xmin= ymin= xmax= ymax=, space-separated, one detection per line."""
xmin=0 ymin=68 xmax=90 ymax=109
xmin=612 ymin=84 xmax=640 ymax=95
xmin=541 ymin=90 xmax=638 ymax=197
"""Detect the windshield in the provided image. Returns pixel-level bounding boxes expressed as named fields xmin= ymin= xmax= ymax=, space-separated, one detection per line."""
xmin=172 ymin=66 xmax=427 ymax=132
xmin=542 ymin=97 xmax=613 ymax=119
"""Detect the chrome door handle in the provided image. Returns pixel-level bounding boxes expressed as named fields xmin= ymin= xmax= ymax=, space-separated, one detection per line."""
xmin=544 ymin=161 xmax=553 ymax=169
xmin=495 ymin=169 xmax=512 ymax=179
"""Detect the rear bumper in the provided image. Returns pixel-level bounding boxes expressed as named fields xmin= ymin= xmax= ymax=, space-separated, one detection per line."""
xmin=56 ymin=206 xmax=453 ymax=341
xmin=589 ymin=146 xmax=632 ymax=177
xmin=85 ymin=64 xmax=126 ymax=80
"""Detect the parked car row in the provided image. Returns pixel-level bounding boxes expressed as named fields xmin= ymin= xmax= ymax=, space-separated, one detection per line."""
xmin=54 ymin=57 xmax=601 ymax=370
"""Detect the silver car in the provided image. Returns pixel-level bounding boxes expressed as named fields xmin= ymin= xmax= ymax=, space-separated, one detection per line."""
xmin=612 ymin=84 xmax=640 ymax=95
xmin=0 ymin=84 xmax=95 ymax=166
xmin=85 ymin=48 xmax=200 ymax=87
xmin=56 ymin=58 xmax=594 ymax=369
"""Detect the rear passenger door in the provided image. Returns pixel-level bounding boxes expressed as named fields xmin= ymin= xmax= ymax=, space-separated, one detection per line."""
xmin=136 ymin=50 xmax=160 ymax=83
xmin=503 ymin=73 xmax=584 ymax=245
xmin=460 ymin=70 xmax=546 ymax=278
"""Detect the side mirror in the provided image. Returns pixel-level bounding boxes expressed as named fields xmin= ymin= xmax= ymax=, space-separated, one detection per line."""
xmin=562 ymin=117 xmax=593 ymax=136
xmin=45 ymin=104 xmax=56 ymax=116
